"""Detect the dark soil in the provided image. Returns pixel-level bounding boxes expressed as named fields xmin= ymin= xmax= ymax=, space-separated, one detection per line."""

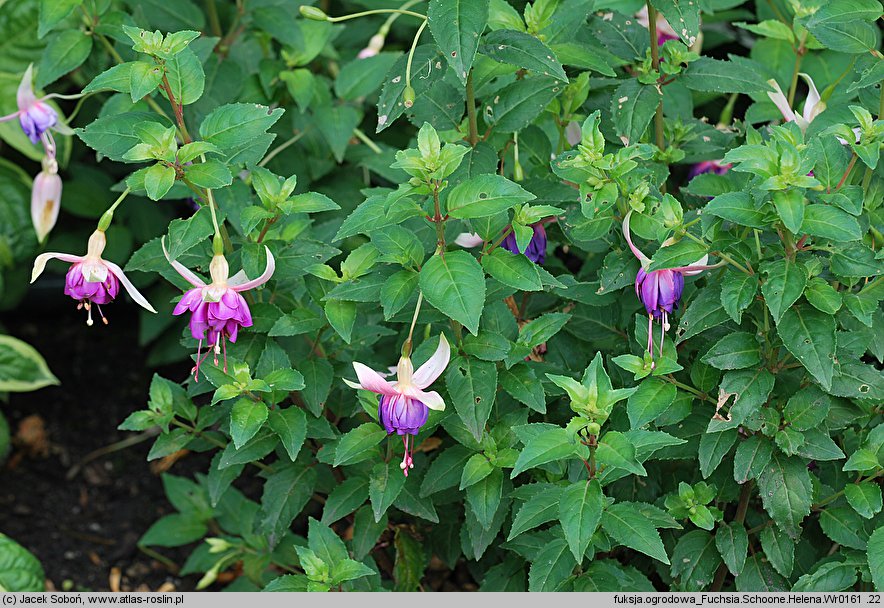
xmin=0 ymin=287 xmax=196 ymax=592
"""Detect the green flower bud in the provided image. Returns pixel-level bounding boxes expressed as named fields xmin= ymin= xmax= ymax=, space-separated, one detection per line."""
xmin=403 ymin=85 xmax=416 ymax=108
xmin=97 ymin=210 xmax=114 ymax=232
xmin=586 ymin=422 xmax=600 ymax=436
xmin=299 ymin=6 xmax=329 ymax=20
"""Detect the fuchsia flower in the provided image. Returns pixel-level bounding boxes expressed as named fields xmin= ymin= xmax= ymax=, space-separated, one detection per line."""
xmin=31 ymin=229 xmax=157 ymax=325
xmin=357 ymin=34 xmax=385 ymax=59
xmin=0 ymin=65 xmax=60 ymax=148
xmin=687 ymin=160 xmax=731 ymax=180
xmin=455 ymin=223 xmax=548 ymax=265
xmin=31 ymin=159 xmax=62 ymax=243
xmin=767 ymin=74 xmax=861 ymax=143
xmin=163 ymin=239 xmax=275 ymax=379
xmin=623 ymin=211 xmax=716 ymax=365
xmin=344 ymin=334 xmax=450 ymax=476
xmin=636 ymin=6 xmax=679 ymax=46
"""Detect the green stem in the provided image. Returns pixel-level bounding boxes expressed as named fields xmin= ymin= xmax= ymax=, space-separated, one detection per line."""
xmin=403 ymin=291 xmax=424 ymax=356
xmin=404 ymin=17 xmax=429 ymax=89
xmin=161 ymin=72 xmax=192 ymax=144
xmin=258 ymin=130 xmax=307 ymax=167
xmin=328 ymin=8 xmax=426 ymax=22
xmin=646 ymin=2 xmax=666 ymax=192
xmin=663 ymin=376 xmax=715 ymax=403
xmin=432 ymin=183 xmax=445 ymax=250
xmin=466 ymin=70 xmax=479 ymax=147
xmin=786 ymin=32 xmax=808 ymax=107
xmin=206 ymin=0 xmax=223 ymax=37
xmin=353 ymin=127 xmax=382 ymax=154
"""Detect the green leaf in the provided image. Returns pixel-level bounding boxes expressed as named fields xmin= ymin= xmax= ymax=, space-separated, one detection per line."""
xmin=485 ymin=76 xmax=561 ymax=133
xmin=183 ymin=160 xmax=232 ymax=189
xmin=558 ymin=480 xmax=604 ymax=561
xmin=140 ymin=513 xmax=207 ymax=547
xmin=314 ymin=105 xmax=361 ymax=163
xmin=801 ymin=205 xmax=863 ymax=241
xmin=162 ymin=46 xmax=205 ymax=105
xmin=759 ymin=525 xmax=794 ymax=578
xmin=427 ymin=0 xmax=489 ymax=84
xmin=758 ymin=451 xmax=812 ymax=539
xmin=733 ymin=435 xmax=773 ymax=484
xmin=268 ymin=407 xmax=307 ymax=462
xmin=680 ymin=57 xmax=772 ymax=93
xmin=479 ymin=29 xmax=567 ymax=81
xmin=460 ymin=453 xmax=495 ymax=489
xmin=715 ymin=522 xmax=748 ymax=576
xmin=463 ymin=331 xmax=512 ymax=361
xmin=844 ymin=482 xmax=882 ymax=519
xmin=776 ymin=304 xmax=836 ymax=391
xmin=511 ymin=428 xmax=576 ymax=478
xmin=199 ymin=103 xmax=284 ymax=166
xmin=626 ymin=378 xmax=676 ymax=429
xmin=702 ymin=332 xmax=761 ymax=370
xmin=596 ymin=431 xmax=646 ymax=476
xmin=445 ymin=356 xmax=497 ymax=442
xmin=393 ymin=529 xmax=426 ymax=591
xmin=335 ymin=53 xmax=400 ymax=101
xmin=259 ymin=466 xmax=316 ymax=539
xmin=466 ymin=468 xmax=504 ymax=529
xmin=352 ymin=506 xmax=387 ymax=561
xmin=610 ymin=78 xmax=660 ymax=147
xmin=772 ymin=190 xmax=804 ymax=234
xmin=333 ymin=423 xmax=387 ymax=467
xmin=500 ymin=365 xmax=546 ymax=413
xmin=166 ymin=208 xmax=213 ymax=259
xmin=806 ymin=3 xmax=880 ymax=53
xmin=650 ymin=0 xmax=700 ymax=45
xmin=280 ymin=192 xmax=341 ymax=214
xmin=527 ymin=537 xmax=576 ymax=592
xmin=446 ymin=174 xmax=535 ymax=218
xmin=82 ymin=63 xmax=134 ymax=94
xmin=704 ymin=192 xmax=769 ymax=228
xmin=129 ymin=60 xmax=165 ymax=102
xmin=77 ymin=112 xmax=162 ymax=162
xmin=676 ymin=285 xmax=731 ymax=343
xmin=0 ymin=335 xmax=58 ymax=392
xmin=804 ymin=277 xmax=843 ymax=314
xmin=369 ymin=461 xmax=407 ymax=522
xmin=699 ymin=429 xmax=738 ymax=478
xmin=321 ymin=478 xmax=368 ymax=526
xmin=143 ymin=163 xmax=176 ymax=201
xmin=720 ymin=272 xmax=758 ymax=324
xmin=830 ymin=243 xmax=883 ymax=278
xmin=38 ymin=0 xmax=82 ymax=37
xmin=482 ymin=248 xmax=542 ymax=291
xmin=229 ymin=398 xmax=269 ymax=449
xmin=761 ymin=258 xmax=807 ymax=322
xmin=381 ymin=270 xmax=420 ymax=320
xmin=325 ymin=299 xmax=357 ymax=343
xmin=218 ymin=431 xmax=276 ymax=468
xmin=508 ymin=486 xmax=563 ymax=540
xmin=670 ymin=531 xmax=720 ymax=591
xmin=420 ymin=251 xmax=486 ymax=334
xmin=793 ymin=563 xmax=858 ymax=592
xmin=868 ymin=526 xmax=884 ymax=590
xmin=819 ymin=506 xmax=868 ymax=549
xmin=602 ymin=503 xmax=670 ymax=564
xmin=420 ymin=445 xmax=473 ymax=497
xmin=783 ymin=385 xmax=830 ymax=431
xmin=36 ymin=30 xmax=92 ymax=88
xmin=0 ymin=533 xmax=45 ymax=591
xmin=647 ymin=238 xmax=708 ymax=272
xmin=735 ymin=554 xmax=788 ymax=591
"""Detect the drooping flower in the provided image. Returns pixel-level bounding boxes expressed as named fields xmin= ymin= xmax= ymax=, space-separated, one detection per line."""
xmin=344 ymin=335 xmax=450 ymax=476
xmin=455 ymin=223 xmax=548 ymax=265
xmin=357 ymin=34 xmax=385 ymax=59
xmin=0 ymin=65 xmax=58 ymax=148
xmin=31 ymin=159 xmax=62 ymax=243
xmin=623 ymin=211 xmax=715 ymax=365
xmin=635 ymin=6 xmax=679 ymax=46
xmin=502 ymin=223 xmax=547 ymax=264
xmin=31 ymin=229 xmax=157 ymax=325
xmin=767 ymin=73 xmax=825 ymax=134
xmin=163 ymin=239 xmax=275 ymax=379
xmin=687 ymin=160 xmax=731 ymax=180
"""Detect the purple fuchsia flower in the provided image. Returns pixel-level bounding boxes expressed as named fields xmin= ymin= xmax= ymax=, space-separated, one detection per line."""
xmin=344 ymin=334 xmax=451 ymax=476
xmin=687 ymin=160 xmax=731 ymax=180
xmin=623 ymin=211 xmax=717 ymax=366
xmin=163 ymin=239 xmax=275 ymax=379
xmin=455 ymin=222 xmax=548 ymax=265
xmin=0 ymin=65 xmax=64 ymax=151
xmin=31 ymin=229 xmax=157 ymax=325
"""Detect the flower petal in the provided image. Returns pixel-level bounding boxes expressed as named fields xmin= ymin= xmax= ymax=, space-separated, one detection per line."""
xmin=104 ymin=260 xmax=157 ymax=313
xmin=412 ymin=333 xmax=451 ymax=389
xmin=799 ymin=73 xmax=822 ymax=124
xmin=16 ymin=64 xmax=37 ymax=111
xmin=31 ymin=251 xmax=83 ymax=283
xmin=161 ymin=236 xmax=206 ymax=287
xmin=352 ymin=362 xmax=397 ymax=395
xmin=229 ymin=246 xmax=275 ymax=291
xmin=622 ymin=210 xmax=650 ymax=266
xmin=454 ymin=232 xmax=485 ymax=248
xmin=766 ymin=79 xmax=796 ymax=123
xmin=408 ymin=387 xmax=445 ymax=411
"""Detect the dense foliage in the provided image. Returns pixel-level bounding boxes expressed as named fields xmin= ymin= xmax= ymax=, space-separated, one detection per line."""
xmin=1 ymin=0 xmax=883 ymax=593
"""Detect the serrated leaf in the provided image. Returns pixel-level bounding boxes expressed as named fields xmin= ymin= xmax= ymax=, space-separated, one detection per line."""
xmin=670 ymin=530 xmax=720 ymax=591
xmin=715 ymin=522 xmax=748 ymax=576
xmin=333 ymin=423 xmax=387 ymax=467
xmin=427 ymin=0 xmax=489 ymax=84
xmin=761 ymin=258 xmax=807 ymax=322
xmin=558 ymin=480 xmax=604 ymax=561
xmin=627 ymin=378 xmax=676 ymax=429
xmin=479 ymin=29 xmax=567 ymax=81
xmin=369 ymin=461 xmax=407 ymax=522
xmin=611 ymin=78 xmax=660 ymax=147
xmin=776 ymin=304 xmax=836 ymax=391
xmin=419 ymin=251 xmax=485 ymax=334
xmin=757 ymin=452 xmax=812 ymax=539
xmin=602 ymin=503 xmax=669 ymax=564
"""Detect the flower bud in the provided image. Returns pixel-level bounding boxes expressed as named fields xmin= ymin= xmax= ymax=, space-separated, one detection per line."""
xmin=403 ymin=85 xmax=415 ymax=108
xmin=31 ymin=170 xmax=62 ymax=243
xmin=97 ymin=209 xmax=114 ymax=232
xmin=299 ymin=5 xmax=329 ymax=20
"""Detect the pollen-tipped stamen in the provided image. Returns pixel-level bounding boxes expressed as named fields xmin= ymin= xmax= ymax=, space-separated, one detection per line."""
xmin=96 ymin=303 xmax=108 ymax=325
xmin=85 ymin=301 xmax=94 ymax=327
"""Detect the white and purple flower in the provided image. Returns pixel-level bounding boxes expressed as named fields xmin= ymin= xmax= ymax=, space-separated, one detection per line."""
xmin=344 ymin=335 xmax=450 ymax=476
